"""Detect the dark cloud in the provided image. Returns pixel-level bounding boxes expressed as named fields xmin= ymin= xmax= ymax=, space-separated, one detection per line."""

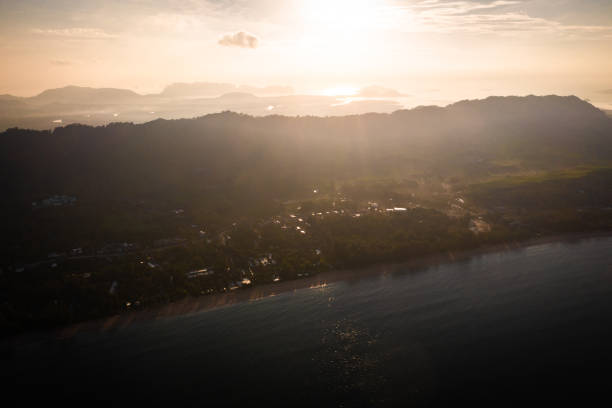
xmin=218 ymin=31 xmax=258 ymax=48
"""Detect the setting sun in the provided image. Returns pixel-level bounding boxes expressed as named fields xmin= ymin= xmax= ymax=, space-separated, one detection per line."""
xmin=299 ymin=0 xmax=382 ymax=31
xmin=289 ymin=0 xmax=393 ymax=74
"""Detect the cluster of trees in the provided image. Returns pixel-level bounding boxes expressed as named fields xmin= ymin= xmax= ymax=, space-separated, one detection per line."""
xmin=469 ymin=168 xmax=612 ymax=235
xmin=0 ymin=207 xmax=482 ymax=335
xmin=1 ymin=95 xmax=612 ymax=335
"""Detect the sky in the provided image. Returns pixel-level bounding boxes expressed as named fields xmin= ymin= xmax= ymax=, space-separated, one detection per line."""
xmin=1 ymin=0 xmax=611 ymax=107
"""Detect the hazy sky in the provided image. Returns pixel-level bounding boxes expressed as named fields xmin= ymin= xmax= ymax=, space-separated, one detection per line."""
xmin=1 ymin=0 xmax=611 ymax=106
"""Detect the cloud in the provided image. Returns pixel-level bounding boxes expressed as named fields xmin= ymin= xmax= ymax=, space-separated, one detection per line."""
xmin=410 ymin=0 xmax=521 ymax=15
xmin=141 ymin=13 xmax=203 ymax=34
xmin=32 ymin=28 xmax=116 ymax=39
xmin=238 ymin=85 xmax=294 ymax=95
xmin=218 ymin=31 xmax=259 ymax=48
xmin=395 ymin=0 xmax=612 ymax=38
xmin=357 ymin=85 xmax=404 ymax=98
xmin=50 ymin=59 xmax=73 ymax=66
xmin=160 ymin=82 xmax=293 ymax=98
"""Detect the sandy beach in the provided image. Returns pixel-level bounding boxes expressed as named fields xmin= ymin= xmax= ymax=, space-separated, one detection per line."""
xmin=24 ymin=230 xmax=612 ymax=340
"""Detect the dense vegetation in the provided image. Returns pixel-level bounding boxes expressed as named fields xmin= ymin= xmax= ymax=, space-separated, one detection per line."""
xmin=1 ymin=95 xmax=612 ymax=336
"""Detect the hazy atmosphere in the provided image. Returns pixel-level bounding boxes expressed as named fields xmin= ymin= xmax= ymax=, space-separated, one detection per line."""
xmin=1 ymin=0 xmax=612 ymax=108
xmin=3 ymin=1 xmax=612 ymax=407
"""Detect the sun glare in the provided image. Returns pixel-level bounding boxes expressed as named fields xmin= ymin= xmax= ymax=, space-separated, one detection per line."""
xmin=294 ymin=0 xmax=389 ymax=66
xmin=300 ymin=0 xmax=380 ymax=31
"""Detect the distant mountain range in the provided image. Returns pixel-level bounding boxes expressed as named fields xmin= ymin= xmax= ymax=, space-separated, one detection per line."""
xmin=159 ymin=82 xmax=294 ymax=98
xmin=0 ymin=83 xmax=410 ymax=131
xmin=0 ymin=83 xmax=295 ymax=107
xmin=2 ymin=84 xmax=611 ymax=132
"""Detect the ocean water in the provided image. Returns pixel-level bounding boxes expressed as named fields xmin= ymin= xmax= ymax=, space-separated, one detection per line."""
xmin=4 ymin=236 xmax=612 ymax=407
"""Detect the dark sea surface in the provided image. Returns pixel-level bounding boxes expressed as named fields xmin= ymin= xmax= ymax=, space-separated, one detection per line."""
xmin=4 ymin=236 xmax=612 ymax=407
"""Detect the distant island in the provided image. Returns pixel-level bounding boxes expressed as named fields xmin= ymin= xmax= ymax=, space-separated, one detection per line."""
xmin=1 ymin=95 xmax=612 ymax=336
xmin=0 ymin=83 xmax=408 ymax=131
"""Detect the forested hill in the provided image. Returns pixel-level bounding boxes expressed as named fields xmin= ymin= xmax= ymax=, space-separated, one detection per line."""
xmin=2 ymin=95 xmax=612 ymax=332
xmin=2 ymin=95 xmax=611 ymax=208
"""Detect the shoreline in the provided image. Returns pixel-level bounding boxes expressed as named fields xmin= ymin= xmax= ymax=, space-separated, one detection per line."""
xmin=7 ymin=230 xmax=612 ymax=342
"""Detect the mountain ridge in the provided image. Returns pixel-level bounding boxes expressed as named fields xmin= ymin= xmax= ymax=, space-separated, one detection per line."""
xmin=2 ymin=84 xmax=607 ymax=132
xmin=2 ymin=94 xmax=608 ymax=135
